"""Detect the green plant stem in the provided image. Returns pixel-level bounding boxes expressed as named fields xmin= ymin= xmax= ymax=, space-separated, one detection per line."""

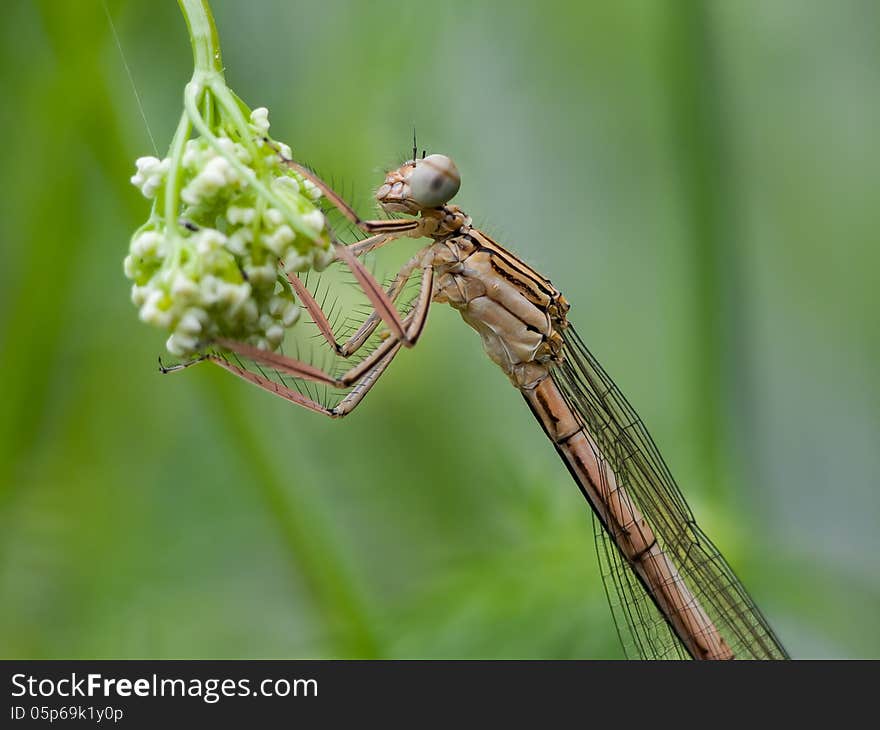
xmin=176 ymin=0 xmax=324 ymax=248
xmin=178 ymin=0 xmax=224 ymax=77
xmin=163 ymin=112 xmax=191 ymax=235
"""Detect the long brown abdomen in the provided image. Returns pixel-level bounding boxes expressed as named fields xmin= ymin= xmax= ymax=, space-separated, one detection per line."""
xmin=522 ymin=376 xmax=734 ymax=660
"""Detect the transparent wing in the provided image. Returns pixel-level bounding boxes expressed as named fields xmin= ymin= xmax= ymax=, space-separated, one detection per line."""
xmin=592 ymin=512 xmax=688 ymax=659
xmin=552 ymin=325 xmax=788 ymax=660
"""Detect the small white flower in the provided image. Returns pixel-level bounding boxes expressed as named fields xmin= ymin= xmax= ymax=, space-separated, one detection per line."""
xmin=281 ymin=248 xmax=310 ymax=273
xmin=199 ymin=275 xmax=222 ymax=305
xmin=218 ymin=281 xmax=251 ymax=310
xmin=131 ymin=156 xmax=169 ymax=198
xmin=227 ymin=206 xmax=256 ymax=225
xmin=240 ymin=299 xmax=259 ymax=324
xmin=265 ymin=324 xmax=284 ymax=346
xmin=273 ymin=176 xmax=300 ymax=193
xmin=250 ymin=107 xmax=270 ymax=135
xmin=130 ymin=231 xmax=165 ymax=259
xmin=215 ymin=137 xmax=236 ymax=156
xmin=181 ymin=156 xmax=239 ymax=204
xmin=268 ymin=296 xmax=286 ymax=316
xmin=130 ymin=284 xmax=150 ymax=306
xmin=264 ymin=208 xmax=284 ymax=227
xmin=202 ymin=156 xmax=238 ymax=187
xmin=171 ymin=272 xmax=199 ymax=299
xmin=244 ymin=263 xmax=276 ymax=286
xmin=262 ymin=225 xmax=295 ymax=255
xmin=182 ymin=139 xmax=205 ymax=169
xmin=177 ymin=309 xmax=204 ymax=335
xmin=195 ymin=228 xmax=227 ymax=255
xmin=139 ymin=289 xmax=173 ymax=328
xmin=302 ymin=209 xmax=325 ymax=233
xmin=302 ymin=179 xmax=322 ymax=201
xmin=180 ymin=184 xmax=203 ymax=206
xmin=123 ymin=255 xmax=137 ymax=279
xmin=133 ymin=156 xmax=162 ymax=175
xmin=166 ymin=332 xmax=198 ymax=356
xmin=312 ymin=246 xmax=335 ymax=272
xmin=282 ymin=302 xmax=300 ymax=327
xmin=226 ymin=227 xmax=253 ymax=256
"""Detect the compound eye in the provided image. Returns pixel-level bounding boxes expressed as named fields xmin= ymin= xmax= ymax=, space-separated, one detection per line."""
xmin=408 ymin=154 xmax=460 ymax=208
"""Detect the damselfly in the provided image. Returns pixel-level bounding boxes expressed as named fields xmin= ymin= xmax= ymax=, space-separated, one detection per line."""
xmin=165 ymin=149 xmax=789 ymax=660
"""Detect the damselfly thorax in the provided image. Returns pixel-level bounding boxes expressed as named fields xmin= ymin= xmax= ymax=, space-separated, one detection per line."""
xmin=415 ymin=213 xmax=571 ymax=389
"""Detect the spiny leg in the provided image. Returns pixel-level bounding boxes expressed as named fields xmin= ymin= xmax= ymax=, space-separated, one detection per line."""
xmin=301 ymin=230 xmax=439 ymax=416
xmin=329 ymin=265 xmax=432 ymax=387
xmin=161 ymin=267 xmax=434 ymax=416
xmin=204 ymin=354 xmax=335 ymax=416
xmin=345 ymin=231 xmax=402 ymax=258
xmin=215 ymin=342 xmax=402 ymax=418
xmin=275 ymin=149 xmax=428 ymax=347
xmin=332 ymin=240 xmax=412 ymax=346
xmin=160 ymin=339 xmax=396 ymax=418
xmin=158 ymin=354 xmax=209 ymax=373
xmin=287 ymin=251 xmax=425 ymax=357
xmin=332 ymin=343 xmax=401 ymax=417
xmin=280 ymin=154 xmax=419 ymax=236
xmin=219 ymin=266 xmax=433 ymax=389
xmin=213 ymin=338 xmax=340 ymax=387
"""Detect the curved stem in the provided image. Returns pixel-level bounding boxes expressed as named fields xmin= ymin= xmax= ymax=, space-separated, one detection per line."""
xmin=163 ymin=111 xmax=192 ymax=234
xmin=178 ymin=0 xmax=224 ymax=76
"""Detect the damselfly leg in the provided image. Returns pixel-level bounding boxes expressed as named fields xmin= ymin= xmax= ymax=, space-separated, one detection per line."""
xmin=287 ymin=250 xmax=426 ymax=356
xmin=162 ymin=265 xmax=433 ymax=417
xmin=277 ymin=151 xmax=423 ymax=349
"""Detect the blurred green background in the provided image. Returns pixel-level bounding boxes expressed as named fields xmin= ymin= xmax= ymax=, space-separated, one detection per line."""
xmin=1 ymin=0 xmax=877 ymax=659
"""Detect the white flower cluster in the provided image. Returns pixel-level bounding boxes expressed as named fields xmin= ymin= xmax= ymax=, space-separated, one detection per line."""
xmin=124 ymin=108 xmax=333 ymax=356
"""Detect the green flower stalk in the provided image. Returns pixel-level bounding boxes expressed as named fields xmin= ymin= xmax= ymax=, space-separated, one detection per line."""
xmin=124 ymin=0 xmax=331 ymax=356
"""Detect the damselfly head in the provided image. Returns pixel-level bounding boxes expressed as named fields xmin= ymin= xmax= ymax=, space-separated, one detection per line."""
xmin=376 ymin=154 xmax=461 ymax=214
